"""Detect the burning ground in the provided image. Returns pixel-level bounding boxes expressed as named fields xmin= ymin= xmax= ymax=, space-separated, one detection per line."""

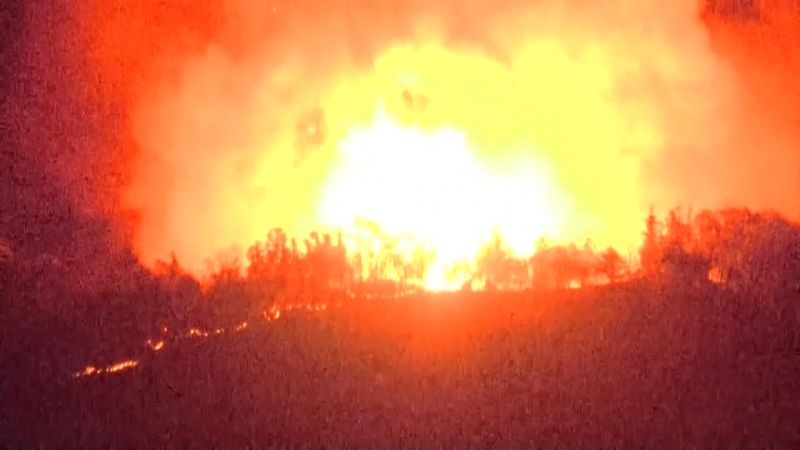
xmin=3 ymin=283 xmax=800 ymax=447
xmin=2 ymin=208 xmax=800 ymax=447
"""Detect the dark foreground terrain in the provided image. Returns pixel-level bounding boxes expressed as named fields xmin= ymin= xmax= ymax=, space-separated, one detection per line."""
xmin=3 ymin=280 xmax=800 ymax=448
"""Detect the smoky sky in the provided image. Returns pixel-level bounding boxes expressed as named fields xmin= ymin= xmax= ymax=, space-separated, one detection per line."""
xmin=1 ymin=0 xmax=132 ymax=281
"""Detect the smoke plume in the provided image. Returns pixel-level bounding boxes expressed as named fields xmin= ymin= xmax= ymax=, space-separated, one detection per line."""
xmin=80 ymin=0 xmax=799 ymax=274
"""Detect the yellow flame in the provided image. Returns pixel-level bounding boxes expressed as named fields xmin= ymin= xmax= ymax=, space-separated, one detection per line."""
xmin=74 ymin=360 xmax=139 ymax=379
xmin=106 ymin=360 xmax=139 ymax=373
xmin=319 ymin=111 xmax=569 ymax=290
xmin=129 ymin=37 xmax=663 ymax=283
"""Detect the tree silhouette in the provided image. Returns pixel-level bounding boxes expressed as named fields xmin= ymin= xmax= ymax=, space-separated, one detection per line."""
xmin=640 ymin=208 xmax=663 ymax=276
xmin=599 ymin=248 xmax=625 ymax=283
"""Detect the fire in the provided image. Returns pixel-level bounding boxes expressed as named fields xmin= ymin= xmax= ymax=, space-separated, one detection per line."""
xmin=188 ymin=328 xmax=209 ymax=338
xmin=72 ymin=303 xmax=328 ymax=380
xmin=708 ymin=266 xmax=725 ymax=284
xmin=74 ymin=360 xmax=139 ymax=379
xmin=146 ymin=339 xmax=165 ymax=351
xmin=92 ymin=1 xmax=799 ymax=287
xmin=312 ymin=40 xmax=657 ymax=288
xmin=126 ymin=37 xmax=662 ymax=285
xmin=106 ymin=360 xmax=139 ymax=373
xmin=319 ymin=110 xmax=567 ymax=289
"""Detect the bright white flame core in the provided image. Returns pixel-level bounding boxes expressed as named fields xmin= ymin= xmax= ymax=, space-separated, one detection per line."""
xmin=318 ymin=110 xmax=570 ymax=289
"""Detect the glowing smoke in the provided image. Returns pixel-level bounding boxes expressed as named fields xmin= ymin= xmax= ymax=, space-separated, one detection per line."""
xmin=85 ymin=0 xmax=799 ymax=276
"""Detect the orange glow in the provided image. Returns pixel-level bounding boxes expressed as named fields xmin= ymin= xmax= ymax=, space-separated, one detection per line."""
xmin=127 ymin=37 xmax=663 ymax=286
xmin=147 ymin=339 xmax=165 ymax=351
xmin=708 ymin=266 xmax=725 ymax=284
xmin=74 ymin=360 xmax=139 ymax=379
xmin=73 ymin=301 xmax=334 ymax=381
xmin=86 ymin=1 xmax=799 ymax=286
xmin=319 ymin=111 xmax=568 ymax=290
xmin=106 ymin=360 xmax=139 ymax=373
xmin=76 ymin=365 xmax=97 ymax=377
xmin=188 ymin=328 xmax=209 ymax=338
xmin=264 ymin=306 xmax=282 ymax=321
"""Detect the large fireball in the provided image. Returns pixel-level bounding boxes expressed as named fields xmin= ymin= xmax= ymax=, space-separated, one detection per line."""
xmin=319 ymin=110 xmax=568 ymax=289
xmin=88 ymin=0 xmax=799 ymax=285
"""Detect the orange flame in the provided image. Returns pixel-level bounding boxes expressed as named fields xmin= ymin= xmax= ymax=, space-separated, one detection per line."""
xmin=84 ymin=1 xmax=799 ymax=285
xmin=74 ymin=360 xmax=139 ymax=379
xmin=146 ymin=339 xmax=165 ymax=351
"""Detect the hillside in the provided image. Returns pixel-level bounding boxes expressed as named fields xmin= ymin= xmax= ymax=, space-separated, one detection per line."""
xmin=5 ymin=280 xmax=798 ymax=447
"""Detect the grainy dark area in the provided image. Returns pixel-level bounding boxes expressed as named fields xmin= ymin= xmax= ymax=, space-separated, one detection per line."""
xmin=3 ymin=280 xmax=800 ymax=448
